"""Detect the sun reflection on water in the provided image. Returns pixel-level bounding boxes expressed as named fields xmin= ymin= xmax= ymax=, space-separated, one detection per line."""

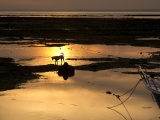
xmin=46 ymin=47 xmax=70 ymax=58
xmin=0 ymin=44 xmax=160 ymax=66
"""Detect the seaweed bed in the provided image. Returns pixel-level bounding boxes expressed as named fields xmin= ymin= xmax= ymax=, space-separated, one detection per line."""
xmin=1 ymin=17 xmax=160 ymax=91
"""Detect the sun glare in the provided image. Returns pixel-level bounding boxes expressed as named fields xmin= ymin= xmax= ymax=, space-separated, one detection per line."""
xmin=47 ymin=46 xmax=70 ymax=58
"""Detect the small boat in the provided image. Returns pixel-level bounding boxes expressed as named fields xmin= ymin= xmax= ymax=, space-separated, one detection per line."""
xmin=137 ymin=65 xmax=160 ymax=95
xmin=152 ymin=92 xmax=160 ymax=108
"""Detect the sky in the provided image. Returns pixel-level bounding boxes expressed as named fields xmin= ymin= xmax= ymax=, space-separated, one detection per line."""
xmin=0 ymin=0 xmax=160 ymax=11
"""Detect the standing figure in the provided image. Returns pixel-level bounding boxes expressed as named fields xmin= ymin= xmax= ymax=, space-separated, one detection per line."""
xmin=51 ymin=55 xmax=64 ymax=65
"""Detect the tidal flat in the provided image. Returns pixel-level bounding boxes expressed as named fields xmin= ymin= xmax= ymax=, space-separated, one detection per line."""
xmin=0 ymin=17 xmax=160 ymax=120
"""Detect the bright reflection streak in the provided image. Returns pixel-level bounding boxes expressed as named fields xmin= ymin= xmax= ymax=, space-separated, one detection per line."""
xmin=1 ymin=44 xmax=160 ymax=119
xmin=0 ymin=44 xmax=160 ymax=66
xmin=44 ymin=47 xmax=70 ymax=58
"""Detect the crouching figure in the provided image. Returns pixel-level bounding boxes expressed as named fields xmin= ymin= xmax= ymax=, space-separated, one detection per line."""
xmin=57 ymin=62 xmax=75 ymax=80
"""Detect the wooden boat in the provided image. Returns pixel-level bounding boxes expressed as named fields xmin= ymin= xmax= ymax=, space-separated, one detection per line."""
xmin=152 ymin=92 xmax=160 ymax=108
xmin=137 ymin=65 xmax=160 ymax=95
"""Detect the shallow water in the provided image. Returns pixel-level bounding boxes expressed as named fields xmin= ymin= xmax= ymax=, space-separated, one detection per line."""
xmin=0 ymin=69 xmax=160 ymax=120
xmin=0 ymin=44 xmax=160 ymax=120
xmin=0 ymin=44 xmax=159 ymax=66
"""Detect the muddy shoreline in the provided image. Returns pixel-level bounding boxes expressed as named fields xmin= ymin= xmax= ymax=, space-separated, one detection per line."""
xmin=0 ymin=17 xmax=160 ymax=47
xmin=1 ymin=17 xmax=160 ymax=91
xmin=1 ymin=52 xmax=160 ymax=91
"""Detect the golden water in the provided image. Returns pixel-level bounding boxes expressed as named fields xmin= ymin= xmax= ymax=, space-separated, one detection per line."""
xmin=0 ymin=44 xmax=160 ymax=120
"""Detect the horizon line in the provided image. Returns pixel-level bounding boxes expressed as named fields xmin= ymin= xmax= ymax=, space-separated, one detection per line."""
xmin=1 ymin=9 xmax=160 ymax=12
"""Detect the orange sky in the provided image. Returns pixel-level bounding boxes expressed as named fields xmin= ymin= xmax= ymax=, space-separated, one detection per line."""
xmin=0 ymin=0 xmax=160 ymax=11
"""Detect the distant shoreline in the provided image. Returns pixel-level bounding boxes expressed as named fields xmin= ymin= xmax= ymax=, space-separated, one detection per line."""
xmin=0 ymin=11 xmax=160 ymax=19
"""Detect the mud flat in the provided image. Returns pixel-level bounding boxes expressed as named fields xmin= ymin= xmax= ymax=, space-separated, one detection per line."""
xmin=1 ymin=16 xmax=160 ymax=120
xmin=1 ymin=17 xmax=160 ymax=91
xmin=0 ymin=17 xmax=160 ymax=47
xmin=1 ymin=51 xmax=160 ymax=91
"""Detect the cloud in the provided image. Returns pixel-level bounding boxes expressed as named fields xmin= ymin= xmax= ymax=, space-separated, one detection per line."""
xmin=0 ymin=0 xmax=160 ymax=11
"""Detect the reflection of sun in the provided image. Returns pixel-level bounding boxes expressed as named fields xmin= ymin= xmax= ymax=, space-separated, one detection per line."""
xmin=59 ymin=47 xmax=70 ymax=58
xmin=46 ymin=47 xmax=70 ymax=58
